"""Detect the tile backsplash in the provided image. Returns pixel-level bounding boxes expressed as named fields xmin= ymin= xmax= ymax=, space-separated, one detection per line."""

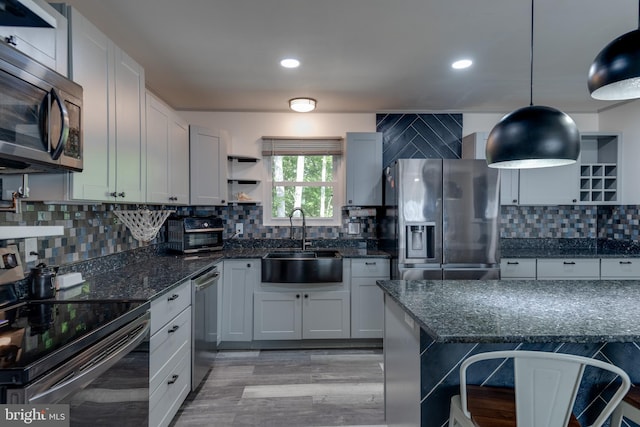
xmin=1 ymin=201 xmax=639 ymax=268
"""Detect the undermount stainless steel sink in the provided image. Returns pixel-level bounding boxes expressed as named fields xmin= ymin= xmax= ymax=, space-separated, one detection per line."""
xmin=261 ymin=250 xmax=342 ymax=283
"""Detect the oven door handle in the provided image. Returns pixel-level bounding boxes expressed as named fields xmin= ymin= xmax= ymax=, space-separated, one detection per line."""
xmin=28 ymin=314 xmax=150 ymax=404
xmin=193 ymin=268 xmax=220 ymax=291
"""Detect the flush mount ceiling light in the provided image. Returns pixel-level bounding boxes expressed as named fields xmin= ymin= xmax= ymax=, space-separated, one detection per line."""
xmin=452 ymin=59 xmax=473 ymax=70
xmin=289 ymin=97 xmax=316 ymax=112
xmin=588 ymin=1 xmax=640 ymax=100
xmin=485 ymin=0 xmax=579 ymax=169
xmin=280 ymin=58 xmax=300 ymax=69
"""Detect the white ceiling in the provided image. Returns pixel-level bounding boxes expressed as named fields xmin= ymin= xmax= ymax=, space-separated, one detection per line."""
xmin=60 ymin=0 xmax=638 ymax=114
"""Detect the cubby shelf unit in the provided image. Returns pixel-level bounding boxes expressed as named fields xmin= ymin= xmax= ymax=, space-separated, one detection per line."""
xmin=228 ymin=155 xmax=262 ymax=205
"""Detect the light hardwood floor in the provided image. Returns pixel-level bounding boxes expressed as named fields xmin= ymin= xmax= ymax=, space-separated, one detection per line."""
xmin=171 ymin=349 xmax=386 ymax=427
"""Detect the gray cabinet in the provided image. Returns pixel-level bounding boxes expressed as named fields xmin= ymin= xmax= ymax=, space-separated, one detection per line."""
xmin=351 ymin=258 xmax=389 ymax=338
xmin=500 ymin=258 xmax=536 ymax=279
xmin=26 ymin=7 xmax=146 ymax=202
xmin=1 ymin=0 xmax=68 ymax=74
xmin=461 ymin=132 xmax=519 ymax=205
xmin=346 ymin=132 xmax=383 ymax=206
xmin=149 ymin=280 xmax=191 ymax=427
xmin=600 ymin=258 xmax=640 ymax=279
xmin=221 ymin=259 xmax=257 ymax=342
xmin=253 ymin=290 xmax=350 ymax=340
xmin=518 ymin=165 xmax=580 ymax=205
xmin=146 ymin=91 xmax=189 ymax=205
xmin=536 ymin=258 xmax=600 ymax=280
xmin=190 ymin=126 xmax=229 ymax=205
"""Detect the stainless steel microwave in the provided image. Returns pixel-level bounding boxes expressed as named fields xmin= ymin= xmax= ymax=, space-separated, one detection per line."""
xmin=0 ymin=40 xmax=82 ymax=173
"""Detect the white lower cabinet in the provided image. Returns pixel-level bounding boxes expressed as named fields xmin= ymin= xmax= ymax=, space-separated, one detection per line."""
xmin=149 ymin=280 xmax=191 ymax=427
xmin=350 ymin=258 xmax=390 ymax=339
xmin=536 ymin=258 xmax=600 ymax=280
xmin=500 ymin=258 xmax=536 ymax=279
xmin=600 ymin=258 xmax=640 ymax=279
xmin=221 ymin=260 xmax=258 ymax=341
xmin=253 ymin=290 xmax=350 ymax=340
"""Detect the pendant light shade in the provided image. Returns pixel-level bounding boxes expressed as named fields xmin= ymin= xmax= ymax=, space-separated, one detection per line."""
xmin=486 ymin=0 xmax=580 ymax=169
xmin=588 ymin=29 xmax=640 ymax=100
xmin=486 ymin=106 xmax=580 ymax=169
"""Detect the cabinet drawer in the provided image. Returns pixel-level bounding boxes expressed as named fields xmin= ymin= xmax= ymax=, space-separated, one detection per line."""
xmin=500 ymin=258 xmax=536 ymax=279
xmin=150 ymin=280 xmax=191 ymax=335
xmin=600 ymin=258 xmax=640 ymax=279
xmin=149 ymin=347 xmax=191 ymax=427
xmin=351 ymin=258 xmax=390 ymax=277
xmin=150 ymin=307 xmax=191 ymax=389
xmin=536 ymin=259 xmax=600 ymax=279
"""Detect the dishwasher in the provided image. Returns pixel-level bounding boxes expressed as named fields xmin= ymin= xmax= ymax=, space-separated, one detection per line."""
xmin=192 ymin=264 xmax=221 ymax=390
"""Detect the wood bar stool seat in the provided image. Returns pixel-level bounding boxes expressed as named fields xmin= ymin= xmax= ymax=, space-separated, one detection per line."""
xmin=465 ymin=385 xmax=580 ymax=427
xmin=610 ymin=386 xmax=640 ymax=426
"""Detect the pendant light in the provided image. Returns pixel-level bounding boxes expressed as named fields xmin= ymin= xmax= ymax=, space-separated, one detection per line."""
xmin=588 ymin=1 xmax=640 ymax=100
xmin=486 ymin=0 xmax=580 ymax=169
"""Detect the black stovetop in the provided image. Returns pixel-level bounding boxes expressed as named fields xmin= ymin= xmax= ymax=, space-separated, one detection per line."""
xmin=0 ymin=299 xmax=148 ymax=385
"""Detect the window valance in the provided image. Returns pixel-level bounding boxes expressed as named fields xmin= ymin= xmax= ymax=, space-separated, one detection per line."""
xmin=261 ymin=136 xmax=344 ymax=156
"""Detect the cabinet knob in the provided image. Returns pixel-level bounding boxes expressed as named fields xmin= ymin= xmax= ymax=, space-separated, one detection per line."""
xmin=167 ymin=294 xmax=179 ymax=301
xmin=168 ymin=325 xmax=179 ymax=333
xmin=118 ymin=192 xmax=126 ymax=198
xmin=221 ymin=200 xmax=226 ymax=204
xmin=5 ymin=35 xmax=16 ymax=46
xmin=572 ymin=199 xmax=577 ymax=203
xmin=296 ymin=294 xmax=300 ymax=298
xmin=167 ymin=374 xmax=179 ymax=385
xmin=512 ymin=199 xmax=517 ymax=203
xmin=247 ymin=263 xmax=251 ymax=268
xmin=304 ymin=294 xmax=309 ymax=299
xmin=110 ymin=192 xmax=118 ymax=197
xmin=348 ymin=200 xmax=353 ymax=204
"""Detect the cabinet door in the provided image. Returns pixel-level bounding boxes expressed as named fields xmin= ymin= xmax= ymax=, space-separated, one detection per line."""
xmin=67 ymin=8 xmax=116 ymax=201
xmin=536 ymin=258 xmax=600 ymax=280
xmin=146 ymin=92 xmax=171 ymax=204
xmin=190 ymin=126 xmax=228 ymax=205
xmin=351 ymin=278 xmax=384 ymax=338
xmin=114 ymin=48 xmax=146 ymax=202
xmin=302 ymin=291 xmax=350 ymax=339
xmin=600 ymin=258 xmax=640 ymax=279
xmin=253 ymin=292 xmax=302 ymax=340
xmin=519 ymin=163 xmax=580 ymax=205
xmin=0 ymin=1 xmax=68 ymax=74
xmin=169 ymin=115 xmax=190 ymax=204
xmin=500 ymin=258 xmax=536 ymax=279
xmin=221 ymin=260 xmax=257 ymax=341
xmin=500 ymin=170 xmax=520 ymax=205
xmin=346 ymin=132 xmax=383 ymax=206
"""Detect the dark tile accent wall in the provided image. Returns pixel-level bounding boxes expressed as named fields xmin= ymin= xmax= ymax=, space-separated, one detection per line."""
xmin=419 ymin=332 xmax=640 ymax=426
xmin=376 ymin=113 xmax=463 ymax=168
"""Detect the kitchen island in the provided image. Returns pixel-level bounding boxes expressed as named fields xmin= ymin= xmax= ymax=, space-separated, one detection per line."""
xmin=377 ymin=279 xmax=640 ymax=426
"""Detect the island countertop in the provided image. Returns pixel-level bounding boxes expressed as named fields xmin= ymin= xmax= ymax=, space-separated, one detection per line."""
xmin=376 ymin=279 xmax=640 ymax=344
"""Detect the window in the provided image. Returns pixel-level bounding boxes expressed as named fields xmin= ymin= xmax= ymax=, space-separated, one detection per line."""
xmin=262 ymin=137 xmax=343 ymax=226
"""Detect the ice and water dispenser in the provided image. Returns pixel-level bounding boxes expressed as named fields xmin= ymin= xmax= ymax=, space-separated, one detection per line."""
xmin=406 ymin=223 xmax=435 ymax=259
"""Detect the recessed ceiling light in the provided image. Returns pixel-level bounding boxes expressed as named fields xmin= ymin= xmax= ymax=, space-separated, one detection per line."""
xmin=452 ymin=59 xmax=473 ymax=70
xmin=280 ymin=58 xmax=300 ymax=68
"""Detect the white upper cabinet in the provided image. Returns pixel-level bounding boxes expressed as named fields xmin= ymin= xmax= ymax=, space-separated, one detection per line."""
xmin=146 ymin=91 xmax=189 ymax=205
xmin=461 ymin=132 xmax=519 ymax=205
xmin=64 ymin=6 xmax=146 ymax=202
xmin=0 ymin=0 xmax=68 ymax=75
xmin=190 ymin=126 xmax=228 ymax=205
xmin=346 ymin=132 xmax=383 ymax=206
xmin=518 ymin=163 xmax=580 ymax=205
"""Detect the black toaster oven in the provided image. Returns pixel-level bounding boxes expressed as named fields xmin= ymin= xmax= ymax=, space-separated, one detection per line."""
xmin=166 ymin=216 xmax=224 ymax=253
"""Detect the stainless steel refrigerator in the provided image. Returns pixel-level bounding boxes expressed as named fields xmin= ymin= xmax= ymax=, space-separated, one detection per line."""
xmin=382 ymin=158 xmax=500 ymax=280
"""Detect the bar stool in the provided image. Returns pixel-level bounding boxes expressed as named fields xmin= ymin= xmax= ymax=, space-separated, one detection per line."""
xmin=610 ymin=386 xmax=640 ymax=427
xmin=449 ymin=350 xmax=631 ymax=427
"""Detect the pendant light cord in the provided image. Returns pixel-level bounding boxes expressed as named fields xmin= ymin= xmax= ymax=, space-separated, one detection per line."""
xmin=529 ymin=0 xmax=534 ymax=107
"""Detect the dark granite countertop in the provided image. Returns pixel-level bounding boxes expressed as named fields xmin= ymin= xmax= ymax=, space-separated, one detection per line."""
xmin=58 ymin=253 xmax=223 ymax=301
xmin=56 ymin=247 xmax=388 ymax=303
xmin=377 ymin=279 xmax=640 ymax=344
